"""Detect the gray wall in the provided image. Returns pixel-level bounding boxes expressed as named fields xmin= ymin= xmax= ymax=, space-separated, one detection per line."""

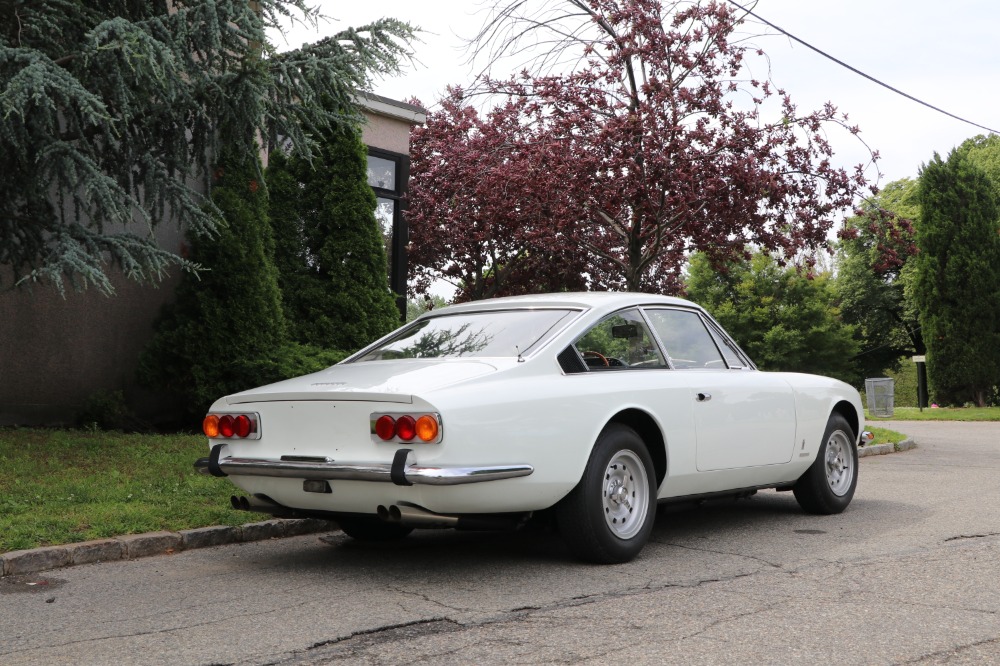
xmin=0 ymin=266 xmax=184 ymax=425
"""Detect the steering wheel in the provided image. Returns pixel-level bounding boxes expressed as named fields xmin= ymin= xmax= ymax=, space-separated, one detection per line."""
xmin=582 ymin=350 xmax=610 ymax=367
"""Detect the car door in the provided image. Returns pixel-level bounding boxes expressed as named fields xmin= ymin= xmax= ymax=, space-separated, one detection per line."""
xmin=644 ymin=308 xmax=797 ymax=471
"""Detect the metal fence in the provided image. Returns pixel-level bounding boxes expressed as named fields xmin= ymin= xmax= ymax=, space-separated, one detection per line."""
xmin=865 ymin=378 xmax=895 ymax=417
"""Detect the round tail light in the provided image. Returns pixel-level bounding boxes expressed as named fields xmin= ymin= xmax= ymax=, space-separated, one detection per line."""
xmin=375 ymin=415 xmax=397 ymax=441
xmin=203 ymin=414 xmax=220 ymax=438
xmin=415 ymin=415 xmax=439 ymax=442
xmin=234 ymin=414 xmax=252 ymax=438
xmin=396 ymin=415 xmax=416 ymax=441
xmin=218 ymin=414 xmax=236 ymax=438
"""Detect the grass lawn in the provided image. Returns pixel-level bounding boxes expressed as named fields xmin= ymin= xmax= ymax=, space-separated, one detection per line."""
xmin=0 ymin=428 xmax=245 ymax=554
xmin=866 ymin=426 xmax=907 ymax=446
xmin=866 ymin=406 xmax=1000 ymax=422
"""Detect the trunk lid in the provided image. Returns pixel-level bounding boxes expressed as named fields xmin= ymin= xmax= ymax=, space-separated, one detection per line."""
xmin=225 ymin=358 xmax=504 ymax=405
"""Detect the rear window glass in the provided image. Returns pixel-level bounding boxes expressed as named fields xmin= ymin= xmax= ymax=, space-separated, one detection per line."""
xmin=352 ymin=309 xmax=576 ymax=361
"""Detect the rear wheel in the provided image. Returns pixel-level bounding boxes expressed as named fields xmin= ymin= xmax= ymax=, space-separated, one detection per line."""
xmin=793 ymin=413 xmax=858 ymax=514
xmin=337 ymin=516 xmax=414 ymax=542
xmin=556 ymin=423 xmax=657 ymax=564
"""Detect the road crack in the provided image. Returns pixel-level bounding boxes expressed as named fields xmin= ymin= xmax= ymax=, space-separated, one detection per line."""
xmin=945 ymin=532 xmax=1000 ymax=542
xmin=653 ymin=539 xmax=784 ymax=569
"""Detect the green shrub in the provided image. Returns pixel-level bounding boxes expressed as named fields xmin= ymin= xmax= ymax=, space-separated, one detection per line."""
xmin=268 ymin=343 xmax=349 ymax=380
xmin=75 ymin=390 xmax=149 ymax=432
xmin=139 ymin=152 xmax=288 ymax=421
xmin=268 ymin=124 xmax=400 ymax=352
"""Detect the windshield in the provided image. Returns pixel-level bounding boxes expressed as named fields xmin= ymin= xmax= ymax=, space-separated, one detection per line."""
xmin=352 ymin=309 xmax=577 ymax=362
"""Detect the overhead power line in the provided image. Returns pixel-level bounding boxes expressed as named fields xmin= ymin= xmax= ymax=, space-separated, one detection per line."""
xmin=725 ymin=0 xmax=1000 ymax=136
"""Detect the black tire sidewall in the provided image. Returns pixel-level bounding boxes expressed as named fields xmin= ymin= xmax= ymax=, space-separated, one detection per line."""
xmin=794 ymin=414 xmax=858 ymax=514
xmin=557 ymin=423 xmax=657 ymax=563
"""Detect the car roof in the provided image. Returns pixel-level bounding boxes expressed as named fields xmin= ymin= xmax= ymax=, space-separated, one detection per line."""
xmin=429 ymin=292 xmax=701 ymax=316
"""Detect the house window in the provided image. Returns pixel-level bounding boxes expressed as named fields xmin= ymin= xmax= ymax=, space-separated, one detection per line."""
xmin=366 ymin=148 xmax=410 ymax=318
xmin=367 ymin=155 xmax=397 ymax=190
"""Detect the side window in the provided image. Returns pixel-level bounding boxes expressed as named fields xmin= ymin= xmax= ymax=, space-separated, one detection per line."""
xmin=573 ymin=309 xmax=667 ymax=370
xmin=704 ymin=320 xmax=749 ymax=369
xmin=646 ymin=309 xmax=726 ymax=369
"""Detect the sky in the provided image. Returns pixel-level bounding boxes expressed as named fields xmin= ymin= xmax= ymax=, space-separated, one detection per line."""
xmin=273 ymin=0 xmax=1000 ymax=190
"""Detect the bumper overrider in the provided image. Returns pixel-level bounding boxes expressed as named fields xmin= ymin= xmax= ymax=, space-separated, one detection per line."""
xmin=194 ymin=444 xmax=534 ymax=487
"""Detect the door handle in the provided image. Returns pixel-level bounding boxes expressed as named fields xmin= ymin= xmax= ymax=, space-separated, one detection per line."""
xmin=697 ymin=392 xmax=712 ymax=402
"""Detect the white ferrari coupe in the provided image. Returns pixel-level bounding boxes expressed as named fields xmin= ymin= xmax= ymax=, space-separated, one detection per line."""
xmin=196 ymin=292 xmax=866 ymax=563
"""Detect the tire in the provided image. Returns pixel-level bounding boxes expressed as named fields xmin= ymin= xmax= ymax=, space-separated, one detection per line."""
xmin=793 ymin=413 xmax=858 ymax=514
xmin=337 ymin=516 xmax=414 ymax=542
xmin=556 ymin=423 xmax=657 ymax=564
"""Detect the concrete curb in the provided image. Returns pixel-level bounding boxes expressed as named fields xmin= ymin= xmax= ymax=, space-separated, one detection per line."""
xmin=1 ymin=518 xmax=336 ymax=579
xmin=858 ymin=438 xmax=916 ymax=458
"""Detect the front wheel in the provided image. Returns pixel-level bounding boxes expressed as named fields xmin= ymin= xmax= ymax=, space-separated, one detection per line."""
xmin=556 ymin=424 xmax=657 ymax=564
xmin=793 ymin=413 xmax=858 ymax=514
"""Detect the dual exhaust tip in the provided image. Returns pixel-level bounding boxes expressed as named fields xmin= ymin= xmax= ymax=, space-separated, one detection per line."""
xmin=230 ymin=495 xmax=525 ymax=531
xmin=377 ymin=504 xmax=458 ymax=527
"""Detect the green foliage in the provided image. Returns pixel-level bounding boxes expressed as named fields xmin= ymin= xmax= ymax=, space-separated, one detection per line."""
xmin=866 ymin=426 xmax=907 ymax=446
xmin=0 ymin=1 xmax=415 ymax=294
xmin=686 ymin=251 xmax=859 ymax=383
xmin=406 ymin=294 xmax=450 ymax=322
xmin=267 ymin=127 xmax=400 ymax=352
xmin=960 ymin=134 xmax=1000 ymax=185
xmin=836 ymin=179 xmax=923 ymax=379
xmin=271 ymin=343 xmax=348 ymax=379
xmin=914 ymin=150 xmax=1000 ymax=406
xmin=75 ymin=389 xmax=148 ymax=432
xmin=879 ymin=361 xmax=920 ymax=409
xmin=139 ymin=153 xmax=288 ymax=419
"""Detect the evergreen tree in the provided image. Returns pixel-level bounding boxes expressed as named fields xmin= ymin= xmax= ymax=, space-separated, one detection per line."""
xmin=138 ymin=153 xmax=288 ymax=417
xmin=915 ymin=151 xmax=1000 ymax=406
xmin=0 ymin=1 xmax=414 ymax=294
xmin=835 ymin=179 xmax=922 ymax=379
xmin=267 ymin=126 xmax=399 ymax=352
xmin=686 ymin=252 xmax=859 ymax=384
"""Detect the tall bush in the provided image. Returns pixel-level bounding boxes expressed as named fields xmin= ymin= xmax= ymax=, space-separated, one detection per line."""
xmin=268 ymin=125 xmax=399 ymax=351
xmin=139 ymin=153 xmax=288 ymax=419
xmin=915 ymin=150 xmax=1000 ymax=406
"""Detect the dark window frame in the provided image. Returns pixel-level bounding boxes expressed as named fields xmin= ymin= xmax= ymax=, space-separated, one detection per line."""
xmin=367 ymin=146 xmax=411 ymax=320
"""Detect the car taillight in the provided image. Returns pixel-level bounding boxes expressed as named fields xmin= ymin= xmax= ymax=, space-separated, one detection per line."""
xmin=396 ymin=415 xmax=416 ymax=441
xmin=371 ymin=412 xmax=442 ymax=443
xmin=234 ymin=414 xmax=252 ymax=438
xmin=375 ymin=415 xmax=396 ymax=440
xmin=203 ymin=412 xmax=260 ymax=439
xmin=415 ymin=415 xmax=439 ymax=442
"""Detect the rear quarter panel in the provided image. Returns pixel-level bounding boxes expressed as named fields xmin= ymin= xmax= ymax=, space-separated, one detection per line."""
xmin=420 ymin=360 xmax=696 ymax=510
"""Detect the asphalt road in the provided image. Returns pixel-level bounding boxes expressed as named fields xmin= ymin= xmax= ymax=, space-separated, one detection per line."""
xmin=2 ymin=420 xmax=999 ymax=665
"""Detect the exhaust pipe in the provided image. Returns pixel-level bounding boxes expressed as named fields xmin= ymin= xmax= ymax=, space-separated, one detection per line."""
xmin=231 ymin=494 xmax=293 ymax=517
xmin=390 ymin=504 xmax=460 ymax=527
xmin=379 ymin=504 xmax=529 ymax=531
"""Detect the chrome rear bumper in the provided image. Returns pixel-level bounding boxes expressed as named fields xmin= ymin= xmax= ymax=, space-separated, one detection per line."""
xmin=194 ymin=445 xmax=533 ymax=486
